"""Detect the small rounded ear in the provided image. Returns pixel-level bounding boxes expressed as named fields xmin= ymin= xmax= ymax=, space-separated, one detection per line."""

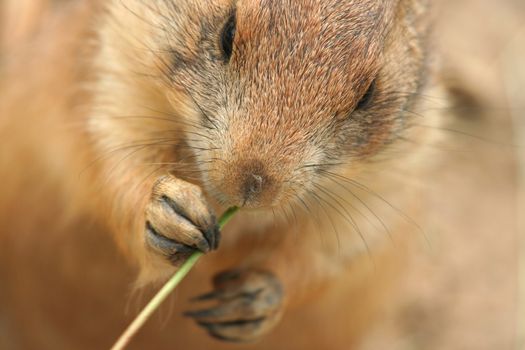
xmin=440 ymin=68 xmax=487 ymax=121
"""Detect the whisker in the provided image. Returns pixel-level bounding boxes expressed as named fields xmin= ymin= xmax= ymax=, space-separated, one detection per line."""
xmin=312 ymin=181 xmax=372 ymax=258
xmin=318 ymin=173 xmax=394 ymax=243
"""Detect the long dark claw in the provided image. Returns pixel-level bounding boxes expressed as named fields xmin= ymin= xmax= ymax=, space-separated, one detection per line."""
xmin=190 ymin=290 xmax=222 ymax=302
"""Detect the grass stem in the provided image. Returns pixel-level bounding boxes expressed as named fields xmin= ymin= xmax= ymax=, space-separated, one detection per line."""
xmin=110 ymin=206 xmax=239 ymax=350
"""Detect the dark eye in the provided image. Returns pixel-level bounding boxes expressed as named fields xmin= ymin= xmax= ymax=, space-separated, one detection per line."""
xmin=220 ymin=14 xmax=236 ymax=61
xmin=356 ymin=79 xmax=376 ymax=110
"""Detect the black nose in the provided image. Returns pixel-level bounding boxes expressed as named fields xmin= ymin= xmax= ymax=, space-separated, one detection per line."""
xmin=240 ymin=160 xmax=271 ymax=205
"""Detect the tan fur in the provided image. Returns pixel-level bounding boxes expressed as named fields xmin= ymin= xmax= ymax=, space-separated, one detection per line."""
xmin=0 ymin=1 xmax=444 ymax=349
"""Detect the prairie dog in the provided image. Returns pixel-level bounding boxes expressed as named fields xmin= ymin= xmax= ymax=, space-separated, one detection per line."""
xmin=0 ymin=0 xmax=442 ymax=348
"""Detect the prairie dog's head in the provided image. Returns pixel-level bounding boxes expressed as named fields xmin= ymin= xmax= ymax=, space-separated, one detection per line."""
xmin=95 ymin=0 xmax=430 ymax=210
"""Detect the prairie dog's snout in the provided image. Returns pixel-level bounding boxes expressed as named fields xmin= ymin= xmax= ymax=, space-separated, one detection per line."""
xmin=228 ymin=159 xmax=276 ymax=207
xmin=237 ymin=160 xmax=272 ymax=205
xmin=209 ymin=135 xmax=305 ymax=208
xmin=204 ymin=111 xmax=323 ymax=208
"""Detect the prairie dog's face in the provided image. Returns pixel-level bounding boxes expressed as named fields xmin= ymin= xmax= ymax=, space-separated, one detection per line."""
xmin=104 ymin=0 xmax=429 ymax=209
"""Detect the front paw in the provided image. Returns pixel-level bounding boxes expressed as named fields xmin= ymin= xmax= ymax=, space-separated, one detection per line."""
xmin=145 ymin=175 xmax=219 ymax=265
xmin=185 ymin=269 xmax=284 ymax=342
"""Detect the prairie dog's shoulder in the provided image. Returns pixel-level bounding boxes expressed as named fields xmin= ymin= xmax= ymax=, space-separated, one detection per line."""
xmin=0 ymin=1 xmax=100 ymax=217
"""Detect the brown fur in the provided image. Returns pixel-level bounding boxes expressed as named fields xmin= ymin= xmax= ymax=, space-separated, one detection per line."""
xmin=0 ymin=0 xmax=444 ymax=349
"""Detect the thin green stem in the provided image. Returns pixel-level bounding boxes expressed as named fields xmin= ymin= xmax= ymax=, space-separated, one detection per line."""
xmin=110 ymin=206 xmax=239 ymax=350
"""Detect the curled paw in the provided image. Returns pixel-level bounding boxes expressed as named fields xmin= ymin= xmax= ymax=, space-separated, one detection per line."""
xmin=185 ymin=269 xmax=284 ymax=342
xmin=145 ymin=175 xmax=219 ymax=265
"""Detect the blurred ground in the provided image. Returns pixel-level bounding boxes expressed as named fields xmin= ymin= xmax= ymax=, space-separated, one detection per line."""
xmin=362 ymin=1 xmax=525 ymax=349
